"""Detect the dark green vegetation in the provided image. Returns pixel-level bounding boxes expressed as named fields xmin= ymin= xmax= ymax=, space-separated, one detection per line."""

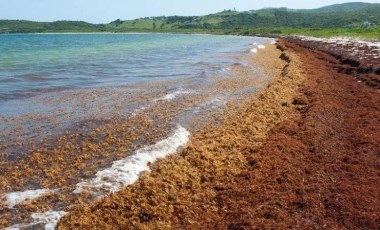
xmin=294 ymin=2 xmax=376 ymax=13
xmin=0 ymin=20 xmax=107 ymax=33
xmin=1 ymin=2 xmax=379 ymax=39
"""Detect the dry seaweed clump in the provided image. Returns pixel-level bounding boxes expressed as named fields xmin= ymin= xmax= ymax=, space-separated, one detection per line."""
xmin=58 ymin=43 xmax=305 ymax=229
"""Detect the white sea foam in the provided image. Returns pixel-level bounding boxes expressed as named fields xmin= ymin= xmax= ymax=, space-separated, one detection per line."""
xmin=74 ymin=125 xmax=190 ymax=194
xmin=250 ymin=48 xmax=258 ymax=53
xmin=3 ymin=189 xmax=57 ymax=208
xmin=258 ymin=45 xmax=266 ymax=49
xmin=131 ymin=106 xmax=146 ymax=117
xmin=155 ymin=88 xmax=193 ymax=102
xmin=31 ymin=211 xmax=67 ymax=230
xmin=4 ymin=210 xmax=67 ymax=230
xmin=4 ymin=224 xmax=25 ymax=230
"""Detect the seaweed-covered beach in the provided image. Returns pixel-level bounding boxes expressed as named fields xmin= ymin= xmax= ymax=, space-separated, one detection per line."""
xmin=59 ymin=38 xmax=380 ymax=229
xmin=0 ymin=34 xmax=273 ymax=229
xmin=1 ymin=35 xmax=379 ymax=229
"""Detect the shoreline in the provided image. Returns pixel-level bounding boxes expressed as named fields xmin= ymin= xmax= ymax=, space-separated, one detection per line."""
xmin=1 ymin=33 xmax=379 ymax=42
xmin=58 ymin=38 xmax=379 ymax=229
xmin=1 ymin=35 xmax=379 ymax=229
xmin=0 ymin=37 xmax=273 ymax=229
xmin=57 ymin=43 xmax=306 ymax=228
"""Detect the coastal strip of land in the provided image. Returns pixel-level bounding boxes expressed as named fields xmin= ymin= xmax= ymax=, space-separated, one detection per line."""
xmin=59 ymin=37 xmax=380 ymax=229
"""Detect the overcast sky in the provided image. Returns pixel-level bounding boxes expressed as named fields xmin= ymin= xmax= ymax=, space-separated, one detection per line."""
xmin=1 ymin=0 xmax=379 ymax=23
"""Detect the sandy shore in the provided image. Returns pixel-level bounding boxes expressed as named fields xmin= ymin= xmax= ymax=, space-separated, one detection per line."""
xmin=58 ymin=38 xmax=380 ymax=229
xmin=57 ymin=43 xmax=308 ymax=228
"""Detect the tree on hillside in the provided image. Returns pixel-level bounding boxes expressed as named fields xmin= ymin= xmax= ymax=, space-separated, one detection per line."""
xmin=111 ymin=19 xmax=122 ymax=25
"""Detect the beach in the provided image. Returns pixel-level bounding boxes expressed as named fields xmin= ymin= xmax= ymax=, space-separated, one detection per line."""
xmin=0 ymin=35 xmax=274 ymax=229
xmin=57 ymin=38 xmax=379 ymax=229
xmin=1 ymin=35 xmax=379 ymax=229
xmin=1 ymin=0 xmax=380 ymax=229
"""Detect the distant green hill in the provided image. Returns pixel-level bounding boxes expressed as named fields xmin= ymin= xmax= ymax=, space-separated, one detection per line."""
xmin=0 ymin=20 xmax=106 ymax=33
xmin=296 ymin=2 xmax=374 ymax=13
xmin=1 ymin=2 xmax=379 ymax=39
xmin=107 ymin=3 xmax=380 ymax=38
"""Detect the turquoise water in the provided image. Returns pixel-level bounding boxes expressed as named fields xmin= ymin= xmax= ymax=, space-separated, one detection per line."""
xmin=0 ymin=33 xmax=272 ymax=154
xmin=0 ymin=33 xmax=267 ymax=100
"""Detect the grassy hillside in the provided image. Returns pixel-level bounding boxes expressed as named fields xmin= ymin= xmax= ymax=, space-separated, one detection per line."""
xmin=1 ymin=2 xmax=379 ymax=39
xmin=108 ymin=3 xmax=380 ymax=39
xmin=296 ymin=2 xmax=374 ymax=13
xmin=0 ymin=20 xmax=106 ymax=33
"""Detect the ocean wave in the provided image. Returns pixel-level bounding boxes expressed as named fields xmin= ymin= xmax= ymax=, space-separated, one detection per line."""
xmin=74 ymin=125 xmax=190 ymax=194
xmin=0 ymin=77 xmax=21 ymax=83
xmin=4 ymin=126 xmax=190 ymax=229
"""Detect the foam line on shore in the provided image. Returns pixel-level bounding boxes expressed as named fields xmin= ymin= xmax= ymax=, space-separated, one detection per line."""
xmin=250 ymin=41 xmax=271 ymax=53
xmin=74 ymin=125 xmax=190 ymax=194
xmin=2 ymin=189 xmax=58 ymax=208
xmin=4 ymin=210 xmax=67 ymax=230
xmin=5 ymin=126 xmax=190 ymax=229
xmin=154 ymin=88 xmax=194 ymax=102
xmin=31 ymin=211 xmax=67 ymax=230
xmin=250 ymin=48 xmax=258 ymax=53
xmin=258 ymin=45 xmax=266 ymax=49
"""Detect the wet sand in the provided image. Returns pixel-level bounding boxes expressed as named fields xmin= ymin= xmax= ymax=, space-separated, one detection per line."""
xmin=58 ymin=38 xmax=380 ymax=229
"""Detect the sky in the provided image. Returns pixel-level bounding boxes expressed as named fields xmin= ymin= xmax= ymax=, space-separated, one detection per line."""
xmin=1 ymin=0 xmax=379 ymax=23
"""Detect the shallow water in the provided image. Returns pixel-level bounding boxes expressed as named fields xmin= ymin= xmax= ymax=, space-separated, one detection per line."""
xmin=0 ymin=33 xmax=267 ymax=101
xmin=0 ymin=34 xmax=271 ymax=148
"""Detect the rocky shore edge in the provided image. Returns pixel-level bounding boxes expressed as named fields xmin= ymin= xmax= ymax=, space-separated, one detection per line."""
xmin=58 ymin=38 xmax=380 ymax=229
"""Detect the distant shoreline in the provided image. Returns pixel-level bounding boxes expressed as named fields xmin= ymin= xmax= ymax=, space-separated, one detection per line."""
xmin=1 ymin=2 xmax=379 ymax=40
xmin=0 ymin=32 xmax=231 ymax=36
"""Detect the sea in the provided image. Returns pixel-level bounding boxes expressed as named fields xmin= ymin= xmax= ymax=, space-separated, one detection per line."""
xmin=0 ymin=33 xmax=273 ymax=229
xmin=0 ymin=33 xmax=269 ymax=100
